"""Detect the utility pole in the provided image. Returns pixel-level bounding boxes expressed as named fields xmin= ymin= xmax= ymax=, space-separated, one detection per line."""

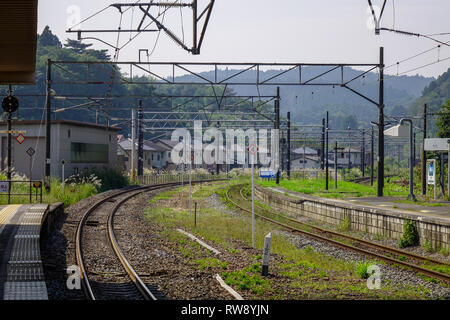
xmin=275 ymin=87 xmax=280 ymax=184
xmin=325 ymin=111 xmax=329 ymax=190
xmin=45 ymin=59 xmax=52 ymax=192
xmin=287 ymin=112 xmax=291 ymax=179
xmin=361 ymin=129 xmax=365 ymax=177
xmin=422 ymin=103 xmax=427 ymax=195
xmin=371 ymin=126 xmax=374 ymax=186
xmin=413 ymin=132 xmax=416 ymax=167
xmin=131 ymin=108 xmax=136 ymax=180
xmin=137 ymin=100 xmax=144 ymax=180
xmin=321 ymin=118 xmax=325 ymax=170
xmin=6 ymin=86 xmax=12 ymax=181
xmin=377 ymin=47 xmax=385 ymax=197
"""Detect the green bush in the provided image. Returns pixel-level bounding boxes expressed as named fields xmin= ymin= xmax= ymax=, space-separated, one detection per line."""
xmin=355 ymin=261 xmax=372 ymax=279
xmin=91 ymin=168 xmax=129 ymax=192
xmin=398 ymin=219 xmax=419 ymax=248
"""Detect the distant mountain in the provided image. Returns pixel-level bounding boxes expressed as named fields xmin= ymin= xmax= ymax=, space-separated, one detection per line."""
xmin=408 ymin=67 xmax=449 ymax=117
xmin=174 ymin=67 xmax=433 ymax=129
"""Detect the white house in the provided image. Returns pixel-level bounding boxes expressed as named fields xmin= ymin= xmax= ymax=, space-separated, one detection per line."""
xmin=0 ymin=120 xmax=119 ymax=179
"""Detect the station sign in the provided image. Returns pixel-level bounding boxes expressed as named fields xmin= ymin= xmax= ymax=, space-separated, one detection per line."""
xmin=424 ymin=138 xmax=450 ymax=152
xmin=426 ymin=159 xmax=436 ymax=185
xmin=260 ymin=169 xmax=279 ymax=179
xmin=0 ymin=181 xmax=9 ymax=194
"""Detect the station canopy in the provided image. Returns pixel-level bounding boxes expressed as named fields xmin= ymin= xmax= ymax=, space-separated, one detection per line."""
xmin=0 ymin=0 xmax=38 ymax=84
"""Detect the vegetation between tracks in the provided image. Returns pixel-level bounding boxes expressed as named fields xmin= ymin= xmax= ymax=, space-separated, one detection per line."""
xmin=144 ymin=178 xmax=438 ymax=299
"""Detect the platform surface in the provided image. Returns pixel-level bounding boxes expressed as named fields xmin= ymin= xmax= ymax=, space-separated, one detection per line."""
xmin=0 ymin=204 xmax=49 ymax=300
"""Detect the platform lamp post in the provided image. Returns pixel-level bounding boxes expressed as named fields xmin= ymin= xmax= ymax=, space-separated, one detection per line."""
xmin=384 ymin=119 xmax=416 ymax=201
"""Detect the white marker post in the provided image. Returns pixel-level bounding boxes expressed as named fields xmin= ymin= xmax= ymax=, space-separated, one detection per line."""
xmin=248 ymin=144 xmax=258 ymax=249
xmin=262 ymin=232 xmax=272 ymax=276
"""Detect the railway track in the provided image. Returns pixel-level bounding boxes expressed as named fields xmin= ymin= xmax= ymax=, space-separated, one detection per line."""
xmin=75 ymin=180 xmax=222 ymax=300
xmin=225 ymin=184 xmax=450 ymax=284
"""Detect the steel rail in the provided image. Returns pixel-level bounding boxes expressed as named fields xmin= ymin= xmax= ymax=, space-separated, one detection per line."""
xmin=238 ymin=187 xmax=450 ymax=268
xmin=76 ymin=179 xmax=225 ymax=300
xmin=225 ymin=185 xmax=450 ymax=284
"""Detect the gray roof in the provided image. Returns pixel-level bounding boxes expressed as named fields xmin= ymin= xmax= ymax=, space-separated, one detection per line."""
xmin=144 ymin=140 xmax=168 ymax=152
xmin=292 ymin=146 xmax=317 ymax=155
xmin=157 ymin=139 xmax=179 ymax=148
xmin=119 ymin=139 xmax=156 ymax=152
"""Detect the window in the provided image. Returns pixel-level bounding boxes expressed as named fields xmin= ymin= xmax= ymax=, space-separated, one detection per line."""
xmin=157 ymin=155 xmax=160 ymax=161
xmin=73 ymin=167 xmax=79 ymax=175
xmin=168 ymin=152 xmax=171 ymax=158
xmin=68 ymin=130 xmax=71 ymax=138
xmin=71 ymin=142 xmax=108 ymax=163
xmin=152 ymin=154 xmax=154 ymax=161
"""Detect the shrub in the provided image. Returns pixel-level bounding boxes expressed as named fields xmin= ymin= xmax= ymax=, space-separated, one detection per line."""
xmin=356 ymin=261 xmax=372 ymax=279
xmin=398 ymin=219 xmax=419 ymax=248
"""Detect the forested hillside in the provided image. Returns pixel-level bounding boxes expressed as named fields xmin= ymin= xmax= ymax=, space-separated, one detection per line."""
xmin=0 ymin=26 xmax=440 ymax=135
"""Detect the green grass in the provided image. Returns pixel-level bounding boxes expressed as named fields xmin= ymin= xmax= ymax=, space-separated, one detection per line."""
xmin=222 ymin=263 xmax=270 ymax=295
xmin=0 ymin=177 xmax=98 ymax=207
xmin=257 ymin=177 xmax=410 ymax=199
xmin=144 ymin=179 xmax=437 ymax=300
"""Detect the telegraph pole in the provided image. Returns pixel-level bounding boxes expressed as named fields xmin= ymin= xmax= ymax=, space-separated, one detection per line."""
xmin=321 ymin=118 xmax=325 ymax=170
xmin=131 ymin=108 xmax=136 ymax=179
xmin=6 ymin=86 xmax=12 ymax=181
xmin=361 ymin=129 xmax=365 ymax=177
xmin=275 ymin=87 xmax=280 ymax=184
xmin=137 ymin=100 xmax=144 ymax=180
xmin=287 ymin=112 xmax=291 ymax=179
xmin=377 ymin=47 xmax=385 ymax=197
xmin=371 ymin=126 xmax=374 ymax=186
xmin=422 ymin=103 xmax=427 ymax=195
xmin=45 ymin=59 xmax=52 ymax=191
xmin=325 ymin=111 xmax=329 ymax=190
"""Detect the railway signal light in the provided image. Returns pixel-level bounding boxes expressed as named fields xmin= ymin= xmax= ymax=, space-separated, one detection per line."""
xmin=2 ymin=95 xmax=19 ymax=113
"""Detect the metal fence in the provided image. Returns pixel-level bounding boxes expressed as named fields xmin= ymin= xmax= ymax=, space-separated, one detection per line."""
xmin=137 ymin=172 xmax=230 ymax=185
xmin=0 ymin=180 xmax=43 ymax=204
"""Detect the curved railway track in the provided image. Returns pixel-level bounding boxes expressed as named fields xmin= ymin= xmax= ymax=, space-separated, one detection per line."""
xmin=225 ymin=184 xmax=450 ymax=284
xmin=75 ymin=180 xmax=222 ymax=300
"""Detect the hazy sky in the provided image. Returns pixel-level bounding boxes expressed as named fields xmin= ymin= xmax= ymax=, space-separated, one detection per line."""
xmin=38 ymin=0 xmax=450 ymax=79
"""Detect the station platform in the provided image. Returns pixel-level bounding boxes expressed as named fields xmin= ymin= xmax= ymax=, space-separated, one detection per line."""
xmin=0 ymin=204 xmax=49 ymax=300
xmin=343 ymin=196 xmax=450 ymax=222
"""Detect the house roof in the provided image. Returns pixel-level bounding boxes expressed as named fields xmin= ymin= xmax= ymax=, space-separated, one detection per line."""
xmin=119 ymin=139 xmax=156 ymax=152
xmin=0 ymin=119 xmax=121 ymax=131
xmin=292 ymin=146 xmax=317 ymax=155
xmin=144 ymin=140 xmax=168 ymax=152
xmin=0 ymin=0 xmax=38 ymax=84
xmin=157 ymin=139 xmax=179 ymax=148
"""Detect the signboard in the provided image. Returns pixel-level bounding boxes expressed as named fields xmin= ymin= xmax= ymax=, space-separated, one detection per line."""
xmin=424 ymin=138 xmax=450 ymax=152
xmin=0 ymin=181 xmax=9 ymax=194
xmin=0 ymin=130 xmax=26 ymax=134
xmin=26 ymin=147 xmax=35 ymax=157
xmin=16 ymin=133 xmax=25 ymax=144
xmin=427 ymin=159 xmax=436 ymax=185
xmin=259 ymin=169 xmax=280 ymax=179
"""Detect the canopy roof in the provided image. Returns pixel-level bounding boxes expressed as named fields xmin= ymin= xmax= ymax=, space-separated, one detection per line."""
xmin=0 ymin=0 xmax=38 ymax=84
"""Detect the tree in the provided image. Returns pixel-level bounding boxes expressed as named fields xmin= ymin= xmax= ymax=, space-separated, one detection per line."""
xmin=64 ymin=39 xmax=93 ymax=54
xmin=436 ymin=99 xmax=450 ymax=138
xmin=38 ymin=26 xmax=62 ymax=48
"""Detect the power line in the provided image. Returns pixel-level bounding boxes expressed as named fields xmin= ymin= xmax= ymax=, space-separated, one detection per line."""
xmin=397 ymin=56 xmax=450 ymax=76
